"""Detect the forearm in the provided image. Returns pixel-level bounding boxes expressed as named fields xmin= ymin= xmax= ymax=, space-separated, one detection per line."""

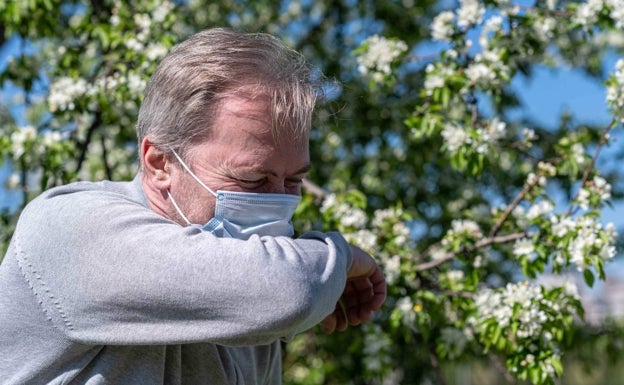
xmin=14 ymin=191 xmax=351 ymax=346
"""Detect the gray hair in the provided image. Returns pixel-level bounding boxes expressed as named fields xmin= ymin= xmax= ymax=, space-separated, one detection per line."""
xmin=136 ymin=28 xmax=320 ymax=165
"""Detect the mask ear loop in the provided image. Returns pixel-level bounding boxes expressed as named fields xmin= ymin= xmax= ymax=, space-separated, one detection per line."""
xmin=167 ymin=190 xmax=192 ymax=226
xmin=171 ymin=149 xmax=218 ymax=197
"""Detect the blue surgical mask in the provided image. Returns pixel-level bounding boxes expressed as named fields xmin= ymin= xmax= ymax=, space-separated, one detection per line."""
xmin=167 ymin=150 xmax=301 ymax=239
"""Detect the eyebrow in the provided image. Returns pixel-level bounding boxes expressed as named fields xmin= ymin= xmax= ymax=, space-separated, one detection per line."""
xmin=232 ymin=163 xmax=312 ymax=178
xmin=291 ymin=164 xmax=312 ymax=176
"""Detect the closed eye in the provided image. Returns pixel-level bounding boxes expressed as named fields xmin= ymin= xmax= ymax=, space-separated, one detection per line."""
xmin=285 ymin=178 xmax=303 ymax=187
xmin=237 ymin=177 xmax=267 ymax=187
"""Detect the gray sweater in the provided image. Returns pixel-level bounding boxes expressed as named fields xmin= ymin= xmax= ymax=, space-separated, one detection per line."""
xmin=0 ymin=176 xmax=352 ymax=384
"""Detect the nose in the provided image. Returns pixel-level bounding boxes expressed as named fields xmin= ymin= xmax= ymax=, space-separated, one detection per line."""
xmin=261 ymin=180 xmax=301 ymax=195
xmin=260 ymin=181 xmax=286 ymax=195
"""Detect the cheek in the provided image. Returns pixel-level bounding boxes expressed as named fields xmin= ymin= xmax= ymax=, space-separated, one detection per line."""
xmin=189 ymin=192 xmax=217 ymax=222
xmin=172 ymin=180 xmax=217 ymax=223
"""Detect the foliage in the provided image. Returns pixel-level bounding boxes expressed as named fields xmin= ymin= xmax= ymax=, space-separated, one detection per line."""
xmin=1 ymin=0 xmax=624 ymax=384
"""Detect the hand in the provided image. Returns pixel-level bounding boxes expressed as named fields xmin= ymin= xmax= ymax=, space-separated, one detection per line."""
xmin=321 ymin=245 xmax=387 ymax=334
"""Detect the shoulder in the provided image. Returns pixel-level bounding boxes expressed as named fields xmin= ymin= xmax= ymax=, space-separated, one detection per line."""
xmin=18 ymin=177 xmax=156 ymax=234
xmin=37 ymin=177 xmax=147 ymax=206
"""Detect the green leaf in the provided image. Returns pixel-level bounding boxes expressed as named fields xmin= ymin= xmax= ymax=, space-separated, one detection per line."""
xmin=583 ymin=269 xmax=595 ymax=287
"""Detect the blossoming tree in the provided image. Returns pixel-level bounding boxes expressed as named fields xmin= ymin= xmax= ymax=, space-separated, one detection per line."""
xmin=1 ymin=0 xmax=623 ymax=384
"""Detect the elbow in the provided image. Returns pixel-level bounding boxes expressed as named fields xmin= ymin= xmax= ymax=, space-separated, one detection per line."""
xmin=271 ymin=274 xmax=341 ymax=333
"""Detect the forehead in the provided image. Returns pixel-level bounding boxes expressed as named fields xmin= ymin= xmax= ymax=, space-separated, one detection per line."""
xmin=188 ymin=91 xmax=309 ymax=169
xmin=214 ymin=91 xmax=308 ymax=147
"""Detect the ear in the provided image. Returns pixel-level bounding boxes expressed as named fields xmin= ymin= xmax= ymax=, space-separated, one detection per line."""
xmin=141 ymin=136 xmax=172 ymax=190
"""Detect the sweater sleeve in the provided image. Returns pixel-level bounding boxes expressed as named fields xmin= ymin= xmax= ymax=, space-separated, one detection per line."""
xmin=12 ymin=182 xmax=352 ymax=346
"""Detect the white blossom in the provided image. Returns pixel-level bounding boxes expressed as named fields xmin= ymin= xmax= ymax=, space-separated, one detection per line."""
xmin=607 ymin=0 xmax=624 ymax=28
xmin=126 ymin=73 xmax=147 ymax=97
xmin=557 ymin=216 xmax=618 ymax=270
xmin=471 ymin=254 xmax=483 ymax=268
xmin=431 ymin=247 xmax=448 ymax=261
xmin=466 ymin=62 xmax=496 ymax=84
xmin=5 ymin=173 xmax=20 ymax=189
xmin=441 ymin=122 xmax=471 ymax=152
xmin=457 ymin=0 xmax=485 ymax=28
xmin=356 ymin=35 xmax=408 ymax=82
xmin=134 ymin=13 xmax=152 ymax=30
xmin=424 ymin=63 xmax=455 ymax=95
xmin=42 ymin=131 xmax=63 ymax=147
xmin=571 ymin=143 xmax=586 ymax=165
xmin=431 ymin=11 xmax=456 ymax=42
xmin=145 ymin=43 xmax=169 ymax=61
xmin=533 ymin=16 xmax=557 ymax=41
xmin=527 ymin=172 xmax=547 ymax=187
xmin=345 ymin=229 xmax=378 ymax=252
xmin=526 ymin=200 xmax=554 ymax=220
xmin=600 ymin=244 xmax=617 ymax=260
xmin=362 ymin=325 xmax=392 ymax=372
xmin=537 ymin=161 xmax=557 ymax=177
xmin=464 ymin=46 xmax=510 ymax=89
xmin=474 ymin=282 xmax=555 ymax=339
xmin=446 ymin=269 xmax=465 ymax=283
xmin=483 ymin=15 xmax=503 ymax=34
xmin=576 ymin=175 xmax=612 ymax=209
xmin=152 ymin=1 xmax=174 ymax=23
xmin=341 ymin=208 xmax=368 ymax=228
xmin=606 ymin=59 xmax=624 ymax=115
xmin=605 ymin=222 xmax=618 ymax=239
xmin=479 ymin=117 xmax=506 ymax=143
xmin=10 ymin=125 xmax=37 ymax=159
xmin=372 ymin=207 xmax=400 ymax=227
xmin=424 ymin=72 xmax=446 ymax=91
xmin=574 ymin=0 xmax=604 ymax=29
xmin=48 ymin=76 xmax=90 ymax=112
xmin=392 ymin=222 xmax=411 ymax=246
xmin=512 ymin=205 xmax=527 ymax=225
xmin=395 ymin=297 xmax=415 ymax=324
xmin=577 ymin=187 xmax=592 ymax=211
xmin=593 ymin=175 xmax=611 ymax=200
xmin=550 ymin=216 xmax=576 ymax=238
xmin=126 ymin=38 xmax=144 ymax=51
xmin=383 ymin=254 xmax=401 ymax=285
xmin=523 ymin=128 xmax=537 ymax=142
xmin=513 ymin=238 xmax=535 ymax=257
xmin=547 ymin=0 xmax=558 ymax=10
xmin=450 ymin=219 xmax=483 ymax=237
xmin=320 ymin=193 xmax=337 ymax=213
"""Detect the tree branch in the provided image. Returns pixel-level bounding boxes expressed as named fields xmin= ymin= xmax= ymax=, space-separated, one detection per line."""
xmin=566 ymin=118 xmax=617 ymax=216
xmin=489 ymin=178 xmax=536 ymax=238
xmin=75 ymin=110 xmax=101 ymax=175
xmin=488 ymin=353 xmax=515 ymax=383
xmin=302 ymin=178 xmax=327 ymax=201
xmin=428 ymin=343 xmax=447 ymax=385
xmin=416 ymin=232 xmax=529 ymax=272
xmin=100 ymin=133 xmax=112 ymax=180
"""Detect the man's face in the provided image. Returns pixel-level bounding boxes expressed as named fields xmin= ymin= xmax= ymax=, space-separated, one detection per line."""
xmin=167 ymin=92 xmax=311 ymax=225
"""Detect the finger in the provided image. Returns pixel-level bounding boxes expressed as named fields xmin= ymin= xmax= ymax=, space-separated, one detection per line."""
xmin=335 ymin=300 xmax=348 ymax=331
xmin=351 ymin=278 xmax=374 ymax=303
xmin=342 ymin=284 xmax=365 ymax=325
xmin=343 ymin=272 xmax=387 ymax=324
xmin=343 ymin=279 xmax=374 ymax=325
xmin=368 ymin=267 xmax=387 ymax=311
xmin=321 ymin=313 xmax=337 ymax=334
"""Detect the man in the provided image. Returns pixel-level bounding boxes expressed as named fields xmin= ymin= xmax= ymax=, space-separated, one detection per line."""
xmin=0 ymin=28 xmax=386 ymax=384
